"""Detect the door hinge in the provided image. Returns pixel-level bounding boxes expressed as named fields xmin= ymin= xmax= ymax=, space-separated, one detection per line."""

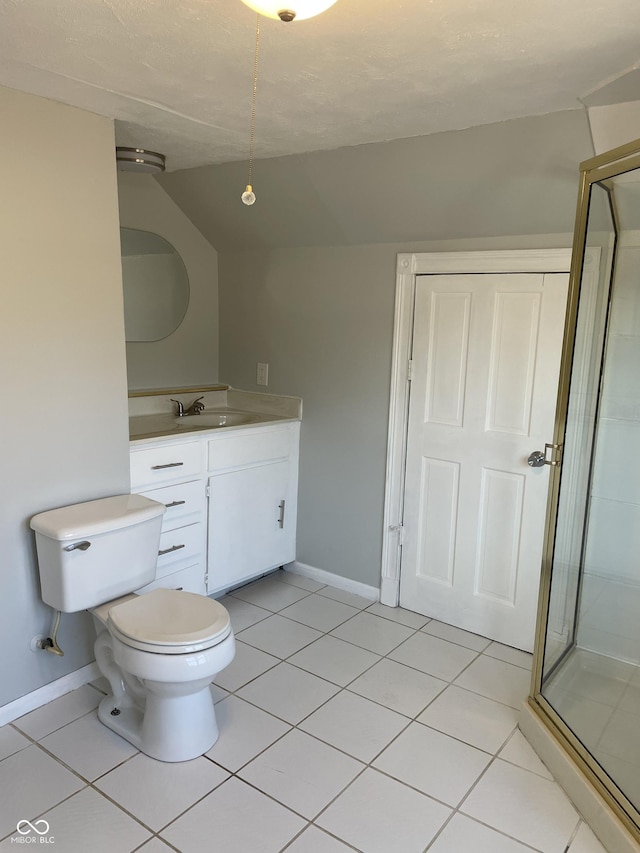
xmin=205 ymin=485 xmax=210 ymax=498
xmin=389 ymin=523 xmax=405 ymax=545
xmin=407 ymin=360 xmax=414 ymax=381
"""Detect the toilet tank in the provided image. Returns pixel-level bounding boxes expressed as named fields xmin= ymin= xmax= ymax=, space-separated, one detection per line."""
xmin=30 ymin=494 xmax=165 ymax=613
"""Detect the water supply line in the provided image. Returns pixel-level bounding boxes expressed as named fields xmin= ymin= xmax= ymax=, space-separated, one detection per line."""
xmin=37 ymin=610 xmax=64 ymax=656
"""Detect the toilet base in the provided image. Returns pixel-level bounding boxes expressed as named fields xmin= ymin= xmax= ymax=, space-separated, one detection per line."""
xmin=97 ymin=686 xmax=219 ymax=762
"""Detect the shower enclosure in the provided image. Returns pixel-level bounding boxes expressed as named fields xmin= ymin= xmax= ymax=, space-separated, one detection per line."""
xmin=531 ymin=138 xmax=640 ymax=842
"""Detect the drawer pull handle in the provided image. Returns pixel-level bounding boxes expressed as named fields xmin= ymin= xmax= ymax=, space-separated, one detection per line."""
xmin=278 ymin=499 xmax=286 ymax=529
xmin=165 ymin=500 xmax=187 ymax=508
xmin=151 ymin=462 xmax=184 ymax=470
xmin=158 ymin=544 xmax=186 ymax=556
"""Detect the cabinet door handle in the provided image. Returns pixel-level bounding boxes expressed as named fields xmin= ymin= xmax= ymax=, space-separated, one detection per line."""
xmin=165 ymin=500 xmax=186 ymax=508
xmin=278 ymin=500 xmax=286 ymax=529
xmin=151 ymin=462 xmax=184 ymax=470
xmin=158 ymin=544 xmax=186 ymax=556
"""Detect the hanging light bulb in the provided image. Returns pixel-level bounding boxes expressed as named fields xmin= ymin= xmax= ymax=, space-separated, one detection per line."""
xmin=242 ymin=185 xmax=256 ymax=205
xmin=239 ymin=0 xmax=337 ymax=22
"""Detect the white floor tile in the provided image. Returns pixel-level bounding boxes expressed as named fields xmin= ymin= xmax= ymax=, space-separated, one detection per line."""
xmin=300 ymin=690 xmax=408 ymax=763
xmin=428 ymin=813 xmax=534 ymax=852
xmin=461 ymin=759 xmax=580 ymax=853
xmin=213 ymin=639 xmax=279 ymax=692
xmin=567 ymin=821 xmax=608 ymax=853
xmin=422 ymin=620 xmax=491 ymax=652
xmin=280 ymin=595 xmax=359 ymax=632
xmin=95 ymin=752 xmax=228 ymax=831
xmin=543 ymin=685 xmax=614 ymax=746
xmin=498 ymin=729 xmax=553 ymax=780
xmin=288 ymin=635 xmax=380 ymax=687
xmin=230 ymin=575 xmax=311 ymax=611
xmin=317 ymin=767 xmax=451 ymax=853
xmin=331 ymin=612 xmax=415 ymax=655
xmin=417 ymin=685 xmax=518 ymax=754
xmin=619 ymin=680 xmax=640 ymax=715
xmin=454 ymin=655 xmax=531 ymax=709
xmin=237 ymin=613 xmax=322 ymax=658
xmin=209 ymin=682 xmax=229 ymax=703
xmin=373 ymin=722 xmax=491 ymax=807
xmin=598 ymin=707 xmax=640 ymax=764
xmin=348 ymin=658 xmax=447 ymax=717
xmin=0 ymin=726 xmax=31 ymax=761
xmin=218 ymin=595 xmax=271 ymax=632
xmin=161 ymin=777 xmax=305 ymax=853
xmin=206 ymin=695 xmax=290 ymax=772
xmin=284 ymin=825 xmax=354 ymax=852
xmin=40 ymin=711 xmax=138 ymax=781
xmin=593 ymin=749 xmax=640 ymax=807
xmin=0 ymin=745 xmax=84 ymax=839
xmin=10 ymin=786 xmax=150 ymax=853
xmin=136 ymin=839 xmax=175 ymax=852
xmin=365 ymin=602 xmax=430 ymax=629
xmin=388 ymin=631 xmax=479 ymax=682
xmin=239 ymin=728 xmax=363 ymax=819
xmin=237 ymin=662 xmax=339 ymax=724
xmin=279 ymin=570 xmax=326 ymax=592
xmin=316 ymin=586 xmax=374 ymax=609
xmin=13 ymin=685 xmax=102 ymax=740
xmin=484 ymin=641 xmax=533 ymax=670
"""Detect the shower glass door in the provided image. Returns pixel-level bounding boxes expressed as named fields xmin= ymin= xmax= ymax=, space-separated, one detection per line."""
xmin=533 ymin=143 xmax=640 ymax=833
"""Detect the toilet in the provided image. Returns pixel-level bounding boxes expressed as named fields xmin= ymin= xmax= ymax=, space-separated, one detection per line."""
xmin=30 ymin=494 xmax=235 ymax=762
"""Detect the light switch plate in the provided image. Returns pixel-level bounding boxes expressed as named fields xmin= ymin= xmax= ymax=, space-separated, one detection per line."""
xmin=256 ymin=362 xmax=269 ymax=386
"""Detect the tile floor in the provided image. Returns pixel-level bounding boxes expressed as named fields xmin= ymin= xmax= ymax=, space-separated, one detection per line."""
xmin=0 ymin=570 xmax=608 ymax=853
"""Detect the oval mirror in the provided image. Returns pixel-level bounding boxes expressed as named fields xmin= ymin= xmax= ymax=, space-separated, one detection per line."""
xmin=120 ymin=227 xmax=190 ymax=342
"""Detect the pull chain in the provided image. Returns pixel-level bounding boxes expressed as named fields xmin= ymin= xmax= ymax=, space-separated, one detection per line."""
xmin=241 ymin=14 xmax=260 ymax=205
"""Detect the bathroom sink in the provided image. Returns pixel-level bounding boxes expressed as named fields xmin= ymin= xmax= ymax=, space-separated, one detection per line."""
xmin=175 ymin=411 xmax=259 ymax=429
xmin=129 ymin=410 xmax=264 ymax=439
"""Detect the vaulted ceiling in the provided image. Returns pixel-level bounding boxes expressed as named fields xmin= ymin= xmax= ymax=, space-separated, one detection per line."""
xmin=1 ymin=0 xmax=640 ymax=171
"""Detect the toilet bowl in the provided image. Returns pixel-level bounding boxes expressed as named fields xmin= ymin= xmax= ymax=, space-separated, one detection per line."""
xmin=93 ymin=588 xmax=235 ymax=762
xmin=30 ymin=494 xmax=236 ymax=763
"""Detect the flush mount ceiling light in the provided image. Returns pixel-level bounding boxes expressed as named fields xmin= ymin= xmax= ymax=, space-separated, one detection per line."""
xmin=239 ymin=0 xmax=337 ymax=22
xmin=116 ymin=147 xmax=166 ymax=174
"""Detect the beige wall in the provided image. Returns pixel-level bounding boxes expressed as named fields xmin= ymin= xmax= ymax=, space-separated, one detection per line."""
xmin=0 ymin=86 xmax=129 ymax=707
xmin=117 ymin=172 xmax=219 ymax=391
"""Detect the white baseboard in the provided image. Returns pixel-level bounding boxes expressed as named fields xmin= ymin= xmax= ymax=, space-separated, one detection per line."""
xmin=0 ymin=662 xmax=100 ymax=727
xmin=287 ymin=561 xmax=379 ymax=602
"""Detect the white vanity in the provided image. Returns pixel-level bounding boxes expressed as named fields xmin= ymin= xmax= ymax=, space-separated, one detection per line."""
xmin=129 ymin=389 xmax=301 ymax=596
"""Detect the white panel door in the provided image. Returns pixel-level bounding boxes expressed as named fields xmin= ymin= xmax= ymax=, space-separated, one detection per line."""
xmin=400 ymin=272 xmax=568 ymax=650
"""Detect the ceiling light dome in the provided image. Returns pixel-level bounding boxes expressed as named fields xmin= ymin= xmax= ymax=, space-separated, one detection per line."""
xmin=239 ymin=0 xmax=337 ymax=22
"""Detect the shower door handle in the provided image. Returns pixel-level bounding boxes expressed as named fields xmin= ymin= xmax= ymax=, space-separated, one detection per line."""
xmin=528 ymin=443 xmax=562 ymax=468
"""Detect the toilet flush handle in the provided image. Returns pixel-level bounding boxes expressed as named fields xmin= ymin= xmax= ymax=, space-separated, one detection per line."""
xmin=63 ymin=540 xmax=91 ymax=552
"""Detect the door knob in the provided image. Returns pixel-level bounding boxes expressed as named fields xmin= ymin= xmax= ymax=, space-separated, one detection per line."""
xmin=528 ymin=450 xmax=546 ymax=468
xmin=528 ymin=443 xmax=562 ymax=468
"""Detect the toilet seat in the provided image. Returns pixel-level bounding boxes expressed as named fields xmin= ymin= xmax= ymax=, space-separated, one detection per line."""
xmin=107 ymin=588 xmax=231 ymax=655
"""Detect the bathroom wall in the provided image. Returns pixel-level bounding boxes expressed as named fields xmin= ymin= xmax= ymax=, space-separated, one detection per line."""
xmin=0 ymin=86 xmax=129 ymax=708
xmin=117 ymin=172 xmax=219 ymax=391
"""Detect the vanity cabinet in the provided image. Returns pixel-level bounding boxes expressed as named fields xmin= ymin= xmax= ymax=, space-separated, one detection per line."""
xmin=129 ymin=420 xmax=300 ymax=597
xmin=129 ymin=439 xmax=207 ymax=596
xmin=206 ymin=422 xmax=299 ymax=596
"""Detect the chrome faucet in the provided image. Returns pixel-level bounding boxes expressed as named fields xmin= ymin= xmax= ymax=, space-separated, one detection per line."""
xmin=185 ymin=396 xmax=205 ymax=416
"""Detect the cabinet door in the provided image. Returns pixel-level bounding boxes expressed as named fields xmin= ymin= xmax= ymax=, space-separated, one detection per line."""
xmin=208 ymin=461 xmax=295 ymax=593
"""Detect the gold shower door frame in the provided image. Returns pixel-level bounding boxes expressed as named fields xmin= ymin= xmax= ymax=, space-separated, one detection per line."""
xmin=530 ymin=138 xmax=640 ymax=842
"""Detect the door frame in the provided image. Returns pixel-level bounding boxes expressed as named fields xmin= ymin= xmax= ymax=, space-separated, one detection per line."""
xmin=380 ymin=249 xmax=573 ymax=607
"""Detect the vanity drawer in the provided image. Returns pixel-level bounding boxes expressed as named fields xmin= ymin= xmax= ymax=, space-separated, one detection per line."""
xmin=135 ymin=563 xmax=206 ymax=596
xmin=156 ymin=522 xmax=204 ymax=578
xmin=208 ymin=427 xmax=293 ymax=473
xmin=139 ymin=480 xmax=205 ymax=532
xmin=131 ymin=440 xmax=202 ymax=489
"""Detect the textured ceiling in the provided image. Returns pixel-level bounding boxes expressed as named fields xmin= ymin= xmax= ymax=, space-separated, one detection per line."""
xmin=1 ymin=0 xmax=639 ymax=171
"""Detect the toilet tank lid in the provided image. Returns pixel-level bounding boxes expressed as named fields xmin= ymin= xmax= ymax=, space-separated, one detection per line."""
xmin=30 ymin=494 xmax=165 ymax=541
